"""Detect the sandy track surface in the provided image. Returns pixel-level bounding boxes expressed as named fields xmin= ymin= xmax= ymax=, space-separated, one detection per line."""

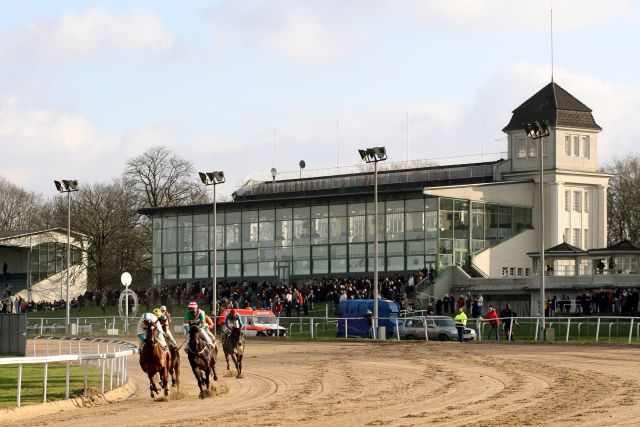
xmin=4 ymin=340 xmax=640 ymax=426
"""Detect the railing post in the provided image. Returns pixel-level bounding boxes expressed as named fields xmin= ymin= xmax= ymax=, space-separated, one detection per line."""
xmin=17 ymin=364 xmax=22 ymax=408
xmin=609 ymin=323 xmax=614 ymax=341
xmin=422 ymin=317 xmax=429 ymax=341
xmin=628 ymin=318 xmax=634 ymax=345
xmin=65 ymin=360 xmax=70 ymax=399
xmin=345 ymin=318 xmax=348 ymax=339
xmin=395 ymin=318 xmax=400 ymax=341
xmin=310 ymin=317 xmax=314 ymax=339
xmin=565 ymin=318 xmax=571 ymax=343
xmin=43 ymin=363 xmax=48 ymax=403
xmin=83 ymin=361 xmax=88 ymax=396
xmin=101 ymin=356 xmax=106 ymax=393
xmin=109 ymin=358 xmax=114 ymax=391
xmin=40 ymin=318 xmax=44 ymax=335
xmin=596 ymin=317 xmax=601 ymax=342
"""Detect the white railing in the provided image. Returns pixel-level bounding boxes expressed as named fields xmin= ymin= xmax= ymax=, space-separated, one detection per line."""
xmin=1 ymin=336 xmax=136 ymax=408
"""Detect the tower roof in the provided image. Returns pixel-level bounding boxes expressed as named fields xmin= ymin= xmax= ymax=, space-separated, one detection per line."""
xmin=503 ymin=82 xmax=602 ymax=132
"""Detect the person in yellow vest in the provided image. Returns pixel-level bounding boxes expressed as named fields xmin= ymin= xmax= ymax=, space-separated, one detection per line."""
xmin=454 ymin=307 xmax=467 ymax=343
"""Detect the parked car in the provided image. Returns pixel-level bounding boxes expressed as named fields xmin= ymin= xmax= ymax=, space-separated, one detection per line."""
xmin=400 ymin=316 xmax=476 ymax=341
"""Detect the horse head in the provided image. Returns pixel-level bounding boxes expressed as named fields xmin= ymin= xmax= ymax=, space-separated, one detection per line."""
xmin=144 ymin=318 xmax=158 ymax=346
xmin=188 ymin=323 xmax=201 ymax=352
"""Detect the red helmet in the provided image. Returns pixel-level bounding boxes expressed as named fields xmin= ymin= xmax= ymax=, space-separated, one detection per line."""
xmin=188 ymin=301 xmax=198 ymax=311
xmin=230 ymin=309 xmax=237 ymax=316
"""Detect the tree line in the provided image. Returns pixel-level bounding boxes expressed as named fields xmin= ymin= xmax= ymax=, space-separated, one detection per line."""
xmin=0 ymin=146 xmax=207 ymax=290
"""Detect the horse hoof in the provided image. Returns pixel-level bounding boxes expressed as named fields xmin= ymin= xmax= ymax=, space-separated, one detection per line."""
xmin=164 ymin=389 xmax=169 ymax=397
xmin=236 ymin=374 xmax=242 ymax=379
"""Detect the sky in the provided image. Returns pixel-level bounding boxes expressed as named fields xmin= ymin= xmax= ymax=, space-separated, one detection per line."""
xmin=1 ymin=0 xmax=639 ymax=199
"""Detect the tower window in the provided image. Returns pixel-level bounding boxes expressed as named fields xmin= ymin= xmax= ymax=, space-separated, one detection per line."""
xmin=564 ymin=135 xmax=571 ymax=155
xmin=572 ymin=135 xmax=580 ymax=157
xmin=516 ymin=137 xmax=526 ymax=158
xmin=581 ymin=136 xmax=590 ymax=158
xmin=573 ymin=191 xmax=581 ymax=212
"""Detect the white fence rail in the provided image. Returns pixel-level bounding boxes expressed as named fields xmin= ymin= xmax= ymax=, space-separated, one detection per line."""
xmin=0 ymin=336 xmax=137 ymax=408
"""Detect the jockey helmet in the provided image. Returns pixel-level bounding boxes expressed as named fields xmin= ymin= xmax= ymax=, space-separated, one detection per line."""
xmin=188 ymin=301 xmax=198 ymax=311
xmin=152 ymin=308 xmax=162 ymax=317
xmin=160 ymin=305 xmax=167 ymax=312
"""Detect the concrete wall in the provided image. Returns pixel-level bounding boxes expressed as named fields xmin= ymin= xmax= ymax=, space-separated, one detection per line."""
xmin=472 ymin=229 xmax=536 ymax=277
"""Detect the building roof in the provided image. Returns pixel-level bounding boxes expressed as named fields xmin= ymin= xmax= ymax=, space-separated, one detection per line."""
xmin=589 ymin=238 xmax=640 ymax=254
xmin=0 ymin=228 xmax=86 ymax=243
xmin=139 ymin=159 xmax=502 ymax=215
xmin=527 ymin=241 xmax=587 ymax=258
xmin=502 ymin=82 xmax=602 ymax=132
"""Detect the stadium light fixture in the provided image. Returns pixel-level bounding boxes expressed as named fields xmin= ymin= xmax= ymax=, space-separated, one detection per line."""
xmin=356 ymin=146 xmax=387 ymax=339
xmin=522 ymin=120 xmax=550 ymax=342
xmin=53 ymin=179 xmax=79 ymax=335
xmin=198 ymin=170 xmax=225 ymax=323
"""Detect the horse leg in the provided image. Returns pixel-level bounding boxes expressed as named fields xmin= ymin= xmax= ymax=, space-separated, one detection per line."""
xmin=148 ymin=373 xmax=157 ymax=398
xmin=230 ymin=353 xmax=240 ymax=378
xmin=237 ymin=353 xmax=243 ymax=378
xmin=173 ymin=353 xmax=180 ymax=389
xmin=210 ymin=354 xmax=218 ymax=381
xmin=191 ymin=364 xmax=205 ymax=399
xmin=225 ymin=351 xmax=230 ymax=371
xmin=162 ymin=365 xmax=170 ymax=397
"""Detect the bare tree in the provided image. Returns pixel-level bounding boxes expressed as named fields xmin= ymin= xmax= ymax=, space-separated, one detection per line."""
xmin=50 ymin=179 xmax=149 ymax=289
xmin=605 ymin=155 xmax=640 ymax=244
xmin=0 ymin=177 xmax=46 ymax=230
xmin=123 ymin=145 xmax=207 ymax=208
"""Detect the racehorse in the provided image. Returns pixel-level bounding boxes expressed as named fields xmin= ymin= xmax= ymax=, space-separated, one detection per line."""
xmin=139 ymin=318 xmax=172 ymax=398
xmin=187 ymin=324 xmax=218 ymax=399
xmin=167 ymin=340 xmax=181 ymax=389
xmin=222 ymin=327 xmax=245 ymax=378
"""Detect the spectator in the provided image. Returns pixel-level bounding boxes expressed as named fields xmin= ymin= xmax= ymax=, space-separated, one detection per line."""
xmin=486 ymin=306 xmax=500 ymax=341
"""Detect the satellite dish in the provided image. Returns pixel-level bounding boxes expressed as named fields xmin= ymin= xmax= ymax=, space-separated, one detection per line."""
xmin=299 ymin=160 xmax=306 ymax=169
xmin=121 ymin=272 xmax=132 ymax=287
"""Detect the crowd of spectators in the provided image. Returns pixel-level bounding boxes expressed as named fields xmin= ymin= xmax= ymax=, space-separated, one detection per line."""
xmin=546 ymin=288 xmax=640 ymax=315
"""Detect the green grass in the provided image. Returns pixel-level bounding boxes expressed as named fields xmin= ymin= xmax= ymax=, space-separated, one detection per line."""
xmin=0 ymin=363 xmax=102 ymax=408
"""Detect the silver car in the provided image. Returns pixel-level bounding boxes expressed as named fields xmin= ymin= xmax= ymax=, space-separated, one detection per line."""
xmin=400 ymin=316 xmax=477 ymax=341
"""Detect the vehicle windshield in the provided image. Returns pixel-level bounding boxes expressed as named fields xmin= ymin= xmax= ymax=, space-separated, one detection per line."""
xmin=255 ymin=316 xmax=277 ymax=325
xmin=434 ymin=319 xmax=456 ymax=327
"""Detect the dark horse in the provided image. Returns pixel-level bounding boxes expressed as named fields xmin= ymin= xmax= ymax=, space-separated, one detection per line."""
xmin=222 ymin=327 xmax=245 ymax=378
xmin=164 ymin=331 xmax=181 ymax=389
xmin=139 ymin=318 xmax=172 ymax=398
xmin=187 ymin=324 xmax=218 ymax=399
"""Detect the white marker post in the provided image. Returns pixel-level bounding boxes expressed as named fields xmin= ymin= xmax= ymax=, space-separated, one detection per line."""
xmin=121 ymin=272 xmax=132 ymax=333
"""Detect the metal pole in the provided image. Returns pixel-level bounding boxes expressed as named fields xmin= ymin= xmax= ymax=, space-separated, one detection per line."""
xmin=67 ymin=190 xmax=71 ymax=335
xmin=213 ymin=183 xmax=217 ymax=319
xmin=17 ymin=364 xmax=22 ymax=408
xmin=539 ymin=138 xmax=545 ymax=341
xmin=43 ymin=363 xmax=48 ymax=403
xmin=125 ymin=286 xmax=129 ymax=334
xmin=373 ymin=160 xmax=379 ymax=338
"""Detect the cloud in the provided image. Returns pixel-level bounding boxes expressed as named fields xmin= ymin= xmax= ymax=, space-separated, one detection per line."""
xmin=205 ymin=1 xmax=369 ymax=64
xmin=385 ymin=0 xmax=637 ymax=31
xmin=0 ymin=8 xmax=178 ymax=62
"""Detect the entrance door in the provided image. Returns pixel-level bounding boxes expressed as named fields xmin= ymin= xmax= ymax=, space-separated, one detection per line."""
xmin=277 ymin=261 xmax=290 ymax=285
xmin=454 ymin=249 xmax=468 ymax=270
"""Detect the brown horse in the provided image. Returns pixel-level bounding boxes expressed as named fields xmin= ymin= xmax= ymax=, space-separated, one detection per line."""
xmin=163 ymin=327 xmax=180 ymax=389
xmin=186 ymin=324 xmax=218 ymax=399
xmin=139 ymin=318 xmax=172 ymax=398
xmin=222 ymin=327 xmax=245 ymax=378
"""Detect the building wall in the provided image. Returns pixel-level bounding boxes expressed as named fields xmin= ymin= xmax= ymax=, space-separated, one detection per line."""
xmin=471 ymin=229 xmax=536 ymax=277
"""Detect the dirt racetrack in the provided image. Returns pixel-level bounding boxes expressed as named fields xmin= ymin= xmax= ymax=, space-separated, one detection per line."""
xmin=4 ymin=340 xmax=640 ymax=426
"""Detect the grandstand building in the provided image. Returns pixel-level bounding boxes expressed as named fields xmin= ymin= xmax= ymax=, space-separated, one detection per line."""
xmin=0 ymin=228 xmax=88 ymax=302
xmin=140 ymin=82 xmax=617 ymax=314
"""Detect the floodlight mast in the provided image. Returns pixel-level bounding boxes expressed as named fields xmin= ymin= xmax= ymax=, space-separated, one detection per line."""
xmin=198 ymin=171 xmax=225 ymax=323
xmin=357 ymin=147 xmax=387 ymax=339
xmin=522 ymin=120 xmax=550 ymax=342
xmin=53 ymin=179 xmax=79 ymax=335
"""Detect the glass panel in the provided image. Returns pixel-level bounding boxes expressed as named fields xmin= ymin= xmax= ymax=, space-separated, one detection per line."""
xmin=194 ymin=226 xmax=208 ymax=251
xmin=349 ymin=203 xmax=366 ymax=216
xmin=293 ymin=260 xmax=310 ymax=275
xmin=329 ymin=216 xmax=347 ymax=243
xmin=453 ymin=211 xmax=469 ymax=239
xmin=405 ymin=198 xmax=423 ymax=212
xmin=311 ymin=217 xmax=328 ymax=244
xmin=259 ymin=262 xmax=275 ymax=276
xmin=332 ymin=258 xmax=347 ymax=273
xmin=471 ymin=212 xmax=484 ymax=239
xmin=293 ymin=218 xmax=311 ymax=245
xmin=439 ymin=211 xmax=453 ymax=238
xmin=225 ymin=224 xmax=241 ymax=249
xmin=439 ymin=198 xmax=453 ymax=211
xmin=179 ymin=253 xmax=192 ymax=279
xmin=162 ymin=228 xmax=177 ymax=252
xmin=293 ymin=206 xmax=310 ymax=219
xmin=293 ymin=246 xmax=310 ymax=260
xmin=386 ymin=208 xmax=404 ymax=241
xmin=178 ymin=226 xmax=193 ymax=251
xmin=244 ymin=263 xmax=257 ymax=276
xmin=329 ymin=204 xmax=347 ymax=216
xmin=194 ymin=251 xmax=209 ymax=278
xmin=178 ymin=214 xmax=193 ymax=228
xmin=227 ymin=250 xmax=241 ymax=262
xmin=276 ymin=207 xmax=293 ymax=220
xmin=193 ymin=214 xmax=208 ymax=227
xmin=426 ymin=240 xmax=437 ymax=254
xmin=311 ymin=205 xmax=328 ymax=218
xmin=349 ymin=243 xmax=366 ymax=257
xmin=387 ymin=241 xmax=404 ymax=256
xmin=259 ymin=221 xmax=275 ymax=246
xmin=387 ymin=256 xmax=404 ymax=271
xmin=407 ymin=240 xmax=424 ymax=255
xmin=330 ymin=244 xmax=347 ymax=259
xmin=259 ymin=209 xmax=275 ymax=221
xmin=226 ymin=211 xmax=241 ymax=223
xmin=454 ymin=200 xmax=469 ymax=211
xmin=313 ymin=259 xmax=328 ymax=274
xmin=243 ymin=249 xmax=258 ymax=261
xmin=425 ymin=211 xmax=438 ymax=239
xmin=349 ymin=257 xmax=366 ymax=273
xmin=312 ymin=245 xmax=328 ymax=259
xmin=405 ymin=211 xmax=424 ymax=240
xmin=153 ymin=216 xmax=162 ymax=229
xmin=162 ymin=215 xmax=176 ymax=229
xmin=349 ymin=214 xmax=366 ymax=243
xmin=227 ymin=264 xmax=241 ymax=277
xmin=259 ymin=247 xmax=275 ymax=261
xmin=407 ymin=255 xmax=424 ymax=270
xmin=425 ymin=198 xmax=438 ymax=211
xmin=367 ymin=214 xmax=384 ymax=242
xmin=163 ymin=253 xmax=177 ymax=279
xmin=242 ymin=210 xmax=258 ymax=223
xmin=276 ymin=219 xmax=292 ymax=247
xmin=276 ymin=246 xmax=293 ymax=260
xmin=153 ymin=229 xmax=162 ymax=253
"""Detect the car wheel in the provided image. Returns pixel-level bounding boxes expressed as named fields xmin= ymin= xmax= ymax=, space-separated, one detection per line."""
xmin=257 ymin=331 xmax=266 ymax=337
xmin=438 ymin=334 xmax=449 ymax=341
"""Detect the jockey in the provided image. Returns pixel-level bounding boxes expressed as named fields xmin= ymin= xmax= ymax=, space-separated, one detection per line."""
xmin=136 ymin=312 xmax=168 ymax=352
xmin=153 ymin=307 xmax=178 ymax=348
xmin=183 ymin=301 xmax=215 ymax=349
xmin=224 ymin=309 xmax=244 ymax=333
xmin=204 ymin=313 xmax=216 ymax=338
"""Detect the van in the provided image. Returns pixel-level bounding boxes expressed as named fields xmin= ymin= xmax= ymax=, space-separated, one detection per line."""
xmin=218 ymin=308 xmax=288 ymax=337
xmin=337 ymin=299 xmax=400 ymax=338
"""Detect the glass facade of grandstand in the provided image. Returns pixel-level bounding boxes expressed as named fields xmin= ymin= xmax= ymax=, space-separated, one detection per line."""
xmin=29 ymin=242 xmax=83 ymax=282
xmin=151 ymin=196 xmax=532 ymax=286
